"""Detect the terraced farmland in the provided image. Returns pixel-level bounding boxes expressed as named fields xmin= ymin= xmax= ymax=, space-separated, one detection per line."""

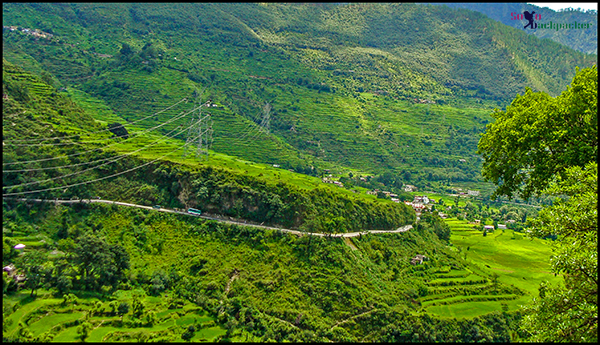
xmin=420 ymin=217 xmax=562 ymax=319
xmin=3 ymin=289 xmax=227 ymax=342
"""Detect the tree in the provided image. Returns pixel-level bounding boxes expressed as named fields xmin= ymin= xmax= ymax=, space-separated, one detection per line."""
xmin=117 ymin=302 xmax=130 ymax=323
xmin=132 ymin=291 xmax=146 ymax=318
xmin=107 ymin=122 xmax=129 ymax=139
xmin=16 ymin=250 xmax=49 ymax=297
xmin=477 ymin=66 xmax=597 ymax=200
xmin=520 ymin=162 xmax=597 ymax=342
xmin=72 ymin=235 xmax=129 ymax=291
xmin=77 ymin=321 xmax=92 ymax=342
xmin=119 ymin=42 xmax=134 ymax=56
xmin=182 ymin=325 xmax=195 ymax=342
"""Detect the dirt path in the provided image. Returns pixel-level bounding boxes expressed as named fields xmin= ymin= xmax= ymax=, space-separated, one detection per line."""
xmin=330 ymin=308 xmax=377 ymax=330
xmin=224 ymin=269 xmax=239 ymax=296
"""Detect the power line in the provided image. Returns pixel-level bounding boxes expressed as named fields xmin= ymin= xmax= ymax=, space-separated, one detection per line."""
xmin=3 ymin=103 xmax=204 ymax=166
xmin=6 ymin=101 xmax=201 ymax=148
xmin=3 ymin=109 xmax=194 ymax=173
xmin=3 ymin=121 xmax=194 ymax=191
xmin=3 ymin=97 xmax=188 ymax=143
xmin=2 ymin=135 xmax=200 ymax=197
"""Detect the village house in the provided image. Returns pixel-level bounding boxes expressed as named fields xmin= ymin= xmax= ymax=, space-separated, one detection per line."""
xmin=404 ymin=184 xmax=417 ymax=192
xmin=497 ymin=224 xmax=507 ymax=229
xmin=467 ymin=190 xmax=480 ymax=196
xmin=483 ymin=225 xmax=495 ymax=231
xmin=413 ymin=195 xmax=430 ymax=204
xmin=3 ymin=264 xmax=16 ymax=274
xmin=410 ymin=254 xmax=427 ymax=265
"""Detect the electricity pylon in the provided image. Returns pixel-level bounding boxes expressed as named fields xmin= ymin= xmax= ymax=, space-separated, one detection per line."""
xmin=259 ymin=102 xmax=271 ymax=134
xmin=183 ymin=96 xmax=213 ymax=160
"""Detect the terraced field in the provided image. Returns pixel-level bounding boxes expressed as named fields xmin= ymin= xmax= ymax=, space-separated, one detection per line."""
xmin=420 ymin=217 xmax=562 ymax=319
xmin=3 ymin=289 xmax=227 ymax=342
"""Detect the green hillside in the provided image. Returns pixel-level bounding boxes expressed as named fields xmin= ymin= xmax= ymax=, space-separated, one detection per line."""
xmin=2 ymin=54 xmax=560 ymax=342
xmin=2 ymin=3 xmax=596 ymax=195
xmin=3 ymin=197 xmax=543 ymax=342
xmin=2 ymin=58 xmax=414 ymax=232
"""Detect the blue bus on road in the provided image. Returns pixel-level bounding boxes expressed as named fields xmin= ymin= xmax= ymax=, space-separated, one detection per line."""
xmin=187 ymin=208 xmax=202 ymax=216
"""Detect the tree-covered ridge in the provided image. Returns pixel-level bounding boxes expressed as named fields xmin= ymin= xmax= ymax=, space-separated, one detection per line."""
xmin=430 ymin=3 xmax=598 ymax=55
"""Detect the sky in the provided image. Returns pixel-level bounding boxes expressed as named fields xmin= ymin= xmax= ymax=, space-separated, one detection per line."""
xmin=528 ymin=3 xmax=598 ymax=12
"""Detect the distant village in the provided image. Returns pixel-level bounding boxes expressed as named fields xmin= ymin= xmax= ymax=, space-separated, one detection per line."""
xmin=3 ymin=25 xmax=53 ymax=39
xmin=319 ymin=173 xmax=485 ymax=220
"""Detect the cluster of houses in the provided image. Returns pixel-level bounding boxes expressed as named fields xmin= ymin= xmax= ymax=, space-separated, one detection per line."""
xmin=403 ymin=184 xmax=418 ymax=192
xmin=3 ymin=263 xmax=26 ymax=288
xmin=404 ymin=195 xmax=437 ymax=218
xmin=321 ymin=176 xmax=344 ymax=188
xmin=3 ymin=244 xmax=27 ymax=289
xmin=450 ymin=187 xmax=480 ymax=197
xmin=3 ymin=25 xmax=53 ymax=39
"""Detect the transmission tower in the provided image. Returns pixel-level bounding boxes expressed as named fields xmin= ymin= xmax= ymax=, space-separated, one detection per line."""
xmin=260 ymin=102 xmax=271 ymax=134
xmin=183 ymin=96 xmax=213 ymax=160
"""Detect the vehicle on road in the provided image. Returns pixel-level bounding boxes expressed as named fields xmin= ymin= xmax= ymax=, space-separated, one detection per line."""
xmin=153 ymin=205 xmax=161 ymax=209
xmin=187 ymin=208 xmax=202 ymax=216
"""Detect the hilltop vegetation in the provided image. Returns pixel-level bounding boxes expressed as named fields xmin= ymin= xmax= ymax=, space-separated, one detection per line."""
xmin=2 ymin=3 xmax=596 ymax=195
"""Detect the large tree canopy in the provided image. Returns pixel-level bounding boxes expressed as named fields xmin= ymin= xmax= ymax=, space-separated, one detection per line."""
xmin=477 ymin=66 xmax=597 ymax=200
xmin=520 ymin=162 xmax=597 ymax=342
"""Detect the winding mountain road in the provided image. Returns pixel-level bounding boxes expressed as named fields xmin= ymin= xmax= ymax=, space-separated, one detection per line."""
xmin=4 ymin=198 xmax=412 ymax=237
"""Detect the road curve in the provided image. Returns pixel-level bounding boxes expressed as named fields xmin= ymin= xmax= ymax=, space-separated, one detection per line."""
xmin=4 ymin=198 xmax=412 ymax=238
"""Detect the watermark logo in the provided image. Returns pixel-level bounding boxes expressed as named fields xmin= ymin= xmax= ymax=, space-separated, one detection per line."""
xmin=511 ymin=11 xmax=593 ymax=30
xmin=523 ymin=11 xmax=538 ymax=29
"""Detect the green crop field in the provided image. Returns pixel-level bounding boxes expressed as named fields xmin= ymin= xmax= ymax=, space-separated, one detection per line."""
xmin=412 ymin=217 xmax=561 ymax=319
xmin=446 ymin=218 xmax=560 ymax=297
xmin=4 ymin=288 xmax=226 ymax=343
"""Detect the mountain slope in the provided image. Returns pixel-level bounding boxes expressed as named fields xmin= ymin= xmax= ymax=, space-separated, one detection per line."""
xmin=2 ymin=3 xmax=596 ymax=195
